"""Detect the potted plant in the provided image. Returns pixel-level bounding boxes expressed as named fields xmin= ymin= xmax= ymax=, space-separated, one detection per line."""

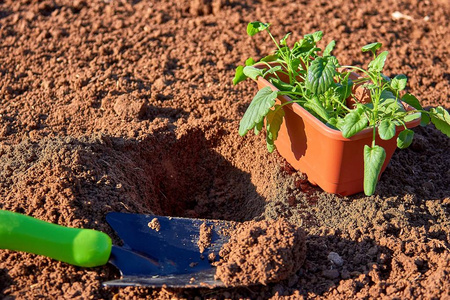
xmin=234 ymin=21 xmax=450 ymax=196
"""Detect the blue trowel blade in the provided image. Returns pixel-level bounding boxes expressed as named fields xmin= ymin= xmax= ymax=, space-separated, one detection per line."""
xmin=104 ymin=212 xmax=233 ymax=285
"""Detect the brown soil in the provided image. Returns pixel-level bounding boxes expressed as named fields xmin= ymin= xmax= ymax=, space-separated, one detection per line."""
xmin=197 ymin=222 xmax=213 ymax=253
xmin=148 ymin=218 xmax=161 ymax=231
xmin=214 ymin=219 xmax=306 ymax=286
xmin=0 ymin=0 xmax=449 ymax=299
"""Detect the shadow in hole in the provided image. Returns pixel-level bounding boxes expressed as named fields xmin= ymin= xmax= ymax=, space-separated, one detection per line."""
xmin=51 ymin=126 xmax=268 ymax=233
xmin=0 ymin=268 xmax=14 ymax=299
xmin=133 ymin=126 xmax=267 ymax=221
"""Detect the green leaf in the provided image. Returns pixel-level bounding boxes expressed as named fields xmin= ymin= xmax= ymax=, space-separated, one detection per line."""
xmin=430 ymin=106 xmax=450 ymax=138
xmin=312 ymin=31 xmax=323 ymax=42
xmin=379 ymin=90 xmax=404 ymax=114
xmin=420 ymin=112 xmax=430 ymax=127
xmin=306 ymin=56 xmax=337 ymax=94
xmin=326 ymin=117 xmax=338 ymax=129
xmin=364 ymin=145 xmax=386 ymax=196
xmin=243 ymin=66 xmax=265 ymax=80
xmin=260 ymin=54 xmax=278 ymax=62
xmin=341 ymin=107 xmax=369 ymax=138
xmin=247 ymin=22 xmax=270 ymax=36
xmin=304 ymin=96 xmax=330 ymax=121
xmin=304 ymin=31 xmax=323 ymax=43
xmin=381 ymin=73 xmax=391 ymax=83
xmin=245 ymin=57 xmax=256 ymax=66
xmin=335 ymin=73 xmax=353 ymax=100
xmin=404 ymin=112 xmax=421 ymax=122
xmin=233 ymin=65 xmax=247 ymax=85
xmin=277 ymin=46 xmax=290 ymax=57
xmin=391 ymin=74 xmax=407 ymax=91
xmin=336 ymin=117 xmax=345 ymax=131
xmin=402 ymin=93 xmax=429 ymax=126
xmin=290 ymin=58 xmax=302 ymax=73
xmin=368 ymin=51 xmax=389 ymax=73
xmin=264 ymin=66 xmax=282 ymax=76
xmin=326 ymin=117 xmax=345 ymax=130
xmin=401 ymin=93 xmax=422 ymax=109
xmin=378 ymin=119 xmax=396 ymax=140
xmin=292 ymin=35 xmax=316 ymax=58
xmin=328 ymin=56 xmax=340 ymax=68
xmin=397 ymin=129 xmax=414 ymax=149
xmin=266 ymin=106 xmax=285 ymax=153
xmin=292 ymin=31 xmax=322 ymax=59
xmin=232 ymin=58 xmax=258 ymax=85
xmin=270 ymin=78 xmax=294 ymax=91
xmin=323 ymin=40 xmax=336 ymax=57
xmin=362 ymin=42 xmax=382 ymax=54
xmin=254 ymin=119 xmax=264 ymax=135
xmin=239 ymin=87 xmax=278 ymax=136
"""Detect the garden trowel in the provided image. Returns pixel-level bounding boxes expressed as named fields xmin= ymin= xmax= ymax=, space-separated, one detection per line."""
xmin=0 ymin=210 xmax=234 ymax=288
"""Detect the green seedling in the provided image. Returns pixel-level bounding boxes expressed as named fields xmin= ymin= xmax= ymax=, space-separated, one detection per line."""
xmin=234 ymin=21 xmax=450 ymax=196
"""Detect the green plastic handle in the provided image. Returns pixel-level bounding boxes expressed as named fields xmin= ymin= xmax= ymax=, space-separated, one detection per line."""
xmin=0 ymin=210 xmax=112 ymax=267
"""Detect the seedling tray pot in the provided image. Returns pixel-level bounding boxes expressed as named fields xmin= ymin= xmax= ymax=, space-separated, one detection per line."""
xmin=256 ymin=76 xmax=421 ymax=196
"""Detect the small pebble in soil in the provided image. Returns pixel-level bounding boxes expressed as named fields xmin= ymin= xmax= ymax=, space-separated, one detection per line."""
xmin=322 ymin=269 xmax=340 ymax=279
xmin=148 ymin=218 xmax=161 ymax=231
xmin=328 ymin=251 xmax=344 ymax=267
xmin=213 ymin=218 xmax=306 ymax=286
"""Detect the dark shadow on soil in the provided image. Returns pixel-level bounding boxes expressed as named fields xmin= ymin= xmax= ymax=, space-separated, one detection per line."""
xmin=145 ymin=106 xmax=184 ymax=121
xmin=0 ymin=268 xmax=14 ymax=298
xmin=0 ymin=10 xmax=10 ymax=20
xmin=375 ymin=125 xmax=450 ymax=200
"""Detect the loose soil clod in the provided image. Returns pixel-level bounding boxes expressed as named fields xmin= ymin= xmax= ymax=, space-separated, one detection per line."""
xmin=214 ymin=219 xmax=306 ymax=286
xmin=147 ymin=218 xmax=161 ymax=231
xmin=197 ymin=222 xmax=213 ymax=253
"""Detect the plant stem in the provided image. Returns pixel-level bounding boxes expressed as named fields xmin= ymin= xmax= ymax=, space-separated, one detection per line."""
xmin=266 ymin=30 xmax=295 ymax=85
xmin=340 ymin=65 xmax=372 ymax=79
xmin=372 ymin=127 xmax=376 ymax=147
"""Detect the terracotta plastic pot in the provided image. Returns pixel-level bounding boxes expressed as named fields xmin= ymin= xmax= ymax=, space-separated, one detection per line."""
xmin=254 ymin=71 xmax=421 ymax=196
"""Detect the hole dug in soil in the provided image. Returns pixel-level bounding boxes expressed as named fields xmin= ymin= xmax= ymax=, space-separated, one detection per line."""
xmin=0 ymin=126 xmax=267 ymax=224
